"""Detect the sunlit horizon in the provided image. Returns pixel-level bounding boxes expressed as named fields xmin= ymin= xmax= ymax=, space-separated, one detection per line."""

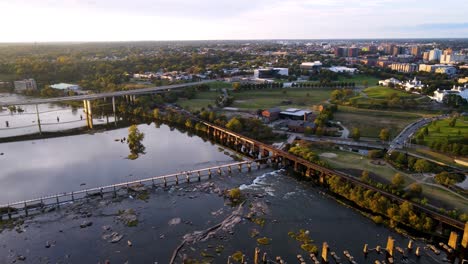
xmin=1 ymin=0 xmax=467 ymax=42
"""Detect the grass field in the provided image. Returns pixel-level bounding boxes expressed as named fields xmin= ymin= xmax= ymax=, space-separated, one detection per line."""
xmin=362 ymin=86 xmax=414 ymax=99
xmin=315 ymin=147 xmax=468 ymax=213
xmin=208 ymin=81 xmax=232 ymax=90
xmin=337 ymin=74 xmax=380 ymax=87
xmin=231 ymin=88 xmax=332 ymax=110
xmin=334 ymin=106 xmax=423 ymax=138
xmin=316 ymin=149 xmax=414 ymax=184
xmin=417 ymin=116 xmax=468 ymax=146
xmin=177 ymin=90 xmax=219 ymax=111
xmin=0 ymin=73 xmax=15 ymax=82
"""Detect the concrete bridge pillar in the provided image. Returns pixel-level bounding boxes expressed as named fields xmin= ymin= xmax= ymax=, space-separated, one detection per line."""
xmin=112 ymin=96 xmax=117 ymax=126
xmin=35 ymin=104 xmax=42 ymax=135
xmin=386 ymin=236 xmax=395 ymax=257
xmin=462 ymin=222 xmax=468 ymax=249
xmin=321 ymin=242 xmax=329 ymax=263
xmin=83 ymin=100 xmax=93 ymax=129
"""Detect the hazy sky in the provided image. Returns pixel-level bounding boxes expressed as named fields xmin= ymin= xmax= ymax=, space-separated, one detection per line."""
xmin=1 ymin=0 xmax=467 ymax=42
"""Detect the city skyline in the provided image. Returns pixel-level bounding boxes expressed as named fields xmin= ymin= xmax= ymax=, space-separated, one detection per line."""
xmin=0 ymin=0 xmax=468 ymax=42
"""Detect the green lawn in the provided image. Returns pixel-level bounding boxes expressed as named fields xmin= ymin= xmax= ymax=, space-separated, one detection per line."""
xmin=421 ymin=185 xmax=468 ymax=214
xmin=337 ymin=74 xmax=380 ymax=87
xmin=316 ymin=149 xmax=414 ymax=185
xmin=334 ymin=106 xmax=423 ymax=138
xmin=315 ymin=147 xmax=468 ymax=213
xmin=362 ymin=86 xmax=414 ymax=99
xmin=208 ymin=81 xmax=232 ymax=90
xmin=0 ymin=73 xmax=15 ymax=82
xmin=231 ymin=88 xmax=332 ymax=110
xmin=177 ymin=91 xmax=219 ymax=111
xmin=416 ymin=116 xmax=468 ymax=146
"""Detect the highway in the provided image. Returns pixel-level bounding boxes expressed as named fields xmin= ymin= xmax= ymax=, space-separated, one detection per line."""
xmin=387 ymin=115 xmax=447 ymax=154
xmin=0 ymin=80 xmax=215 ymax=107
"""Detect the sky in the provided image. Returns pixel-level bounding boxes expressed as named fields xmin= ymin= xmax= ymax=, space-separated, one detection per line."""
xmin=0 ymin=0 xmax=467 ymax=42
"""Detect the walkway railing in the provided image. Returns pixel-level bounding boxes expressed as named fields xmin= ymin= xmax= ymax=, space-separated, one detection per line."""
xmin=0 ymin=160 xmax=264 ymax=220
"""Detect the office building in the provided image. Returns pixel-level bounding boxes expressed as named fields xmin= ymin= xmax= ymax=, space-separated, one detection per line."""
xmin=389 ymin=63 xmax=417 ymax=73
xmin=14 ymin=79 xmax=37 ymax=92
xmin=428 ymin=49 xmax=442 ymax=61
xmin=253 ymin=68 xmax=288 ymax=79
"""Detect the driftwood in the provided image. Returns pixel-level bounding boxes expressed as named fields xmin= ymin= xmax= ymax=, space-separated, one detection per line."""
xmin=169 ymin=202 xmax=245 ymax=264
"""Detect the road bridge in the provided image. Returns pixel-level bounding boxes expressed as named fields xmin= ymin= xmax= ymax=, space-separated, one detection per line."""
xmin=0 ymin=80 xmax=215 ymax=107
xmin=1 ymin=80 xmax=215 ymax=132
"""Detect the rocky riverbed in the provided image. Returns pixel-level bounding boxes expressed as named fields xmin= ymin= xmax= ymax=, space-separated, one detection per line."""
xmin=0 ymin=168 xmax=450 ymax=263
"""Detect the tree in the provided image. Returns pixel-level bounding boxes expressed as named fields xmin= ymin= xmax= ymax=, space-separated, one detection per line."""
xmin=360 ymin=170 xmax=370 ymax=182
xmin=127 ymin=125 xmax=145 ymax=160
xmin=391 ymin=173 xmax=405 ymax=189
xmin=226 ymin=117 xmax=243 ymax=133
xmin=448 ymin=117 xmax=457 ymax=127
xmin=232 ymin=82 xmax=241 ymax=92
xmin=379 ymin=128 xmax=390 ymax=141
xmin=351 ymin=127 xmax=360 ymax=141
xmin=413 ymin=159 xmax=432 ymax=173
xmin=408 ymin=183 xmax=422 ymax=196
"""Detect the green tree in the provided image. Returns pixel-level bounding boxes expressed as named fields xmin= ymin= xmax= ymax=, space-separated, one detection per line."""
xmin=232 ymin=82 xmax=241 ymax=92
xmin=408 ymin=183 xmax=422 ymax=196
xmin=413 ymin=159 xmax=432 ymax=173
xmin=448 ymin=117 xmax=457 ymax=127
xmin=379 ymin=128 xmax=390 ymax=141
xmin=351 ymin=127 xmax=360 ymax=141
xmin=360 ymin=170 xmax=370 ymax=182
xmin=391 ymin=173 xmax=405 ymax=189
xmin=226 ymin=117 xmax=243 ymax=133
xmin=127 ymin=125 xmax=145 ymax=160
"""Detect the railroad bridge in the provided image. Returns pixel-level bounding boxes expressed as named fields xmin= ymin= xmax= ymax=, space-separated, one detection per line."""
xmin=200 ymin=120 xmax=467 ymax=234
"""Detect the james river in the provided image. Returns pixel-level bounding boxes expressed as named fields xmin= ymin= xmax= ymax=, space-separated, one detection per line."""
xmin=0 ymin=94 xmax=446 ymax=263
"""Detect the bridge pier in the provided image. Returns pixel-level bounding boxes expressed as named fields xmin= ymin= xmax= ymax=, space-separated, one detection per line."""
xmin=112 ymin=96 xmax=117 ymax=126
xmin=35 ymin=104 xmax=42 ymax=135
xmin=83 ymin=100 xmax=93 ymax=129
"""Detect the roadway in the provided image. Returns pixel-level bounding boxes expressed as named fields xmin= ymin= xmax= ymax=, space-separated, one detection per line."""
xmin=387 ymin=115 xmax=447 ymax=154
xmin=0 ymin=80 xmax=216 ymax=107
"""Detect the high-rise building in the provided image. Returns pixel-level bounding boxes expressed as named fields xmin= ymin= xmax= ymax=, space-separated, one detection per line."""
xmin=392 ymin=46 xmax=404 ymax=56
xmin=14 ymin=79 xmax=37 ymax=92
xmin=348 ymin=47 xmax=359 ymax=57
xmin=440 ymin=53 xmax=467 ymax=64
xmin=383 ymin=44 xmax=395 ymax=55
xmin=389 ymin=63 xmax=417 ymax=73
xmin=334 ymin=47 xmax=348 ymax=57
xmin=428 ymin=49 xmax=442 ymax=61
xmin=443 ymin=48 xmax=453 ymax=55
xmin=410 ymin=46 xmax=421 ymax=57
xmin=422 ymin=51 xmax=430 ymax=61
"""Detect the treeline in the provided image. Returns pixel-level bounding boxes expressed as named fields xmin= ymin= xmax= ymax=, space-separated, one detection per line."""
xmin=291 ymin=82 xmax=355 ymax=88
xmin=232 ymin=82 xmax=284 ymax=91
xmin=288 ymin=143 xmax=330 ymax=168
xmin=386 ymin=151 xmax=437 ymax=173
xmin=327 ymin=175 xmax=435 ymax=232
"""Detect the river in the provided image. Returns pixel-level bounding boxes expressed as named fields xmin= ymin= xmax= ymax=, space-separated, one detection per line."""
xmin=0 ymin=93 xmax=116 ymax=138
xmin=0 ymin=95 xmax=452 ymax=263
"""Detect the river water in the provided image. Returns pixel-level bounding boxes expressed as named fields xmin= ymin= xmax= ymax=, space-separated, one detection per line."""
xmin=0 ymin=93 xmax=115 ymax=138
xmin=0 ymin=95 xmax=452 ymax=263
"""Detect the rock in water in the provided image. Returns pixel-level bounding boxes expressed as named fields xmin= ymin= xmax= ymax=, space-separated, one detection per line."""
xmin=168 ymin=217 xmax=182 ymax=226
xmin=80 ymin=221 xmax=93 ymax=228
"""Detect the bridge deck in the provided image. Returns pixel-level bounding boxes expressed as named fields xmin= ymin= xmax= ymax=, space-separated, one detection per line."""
xmin=0 ymin=80 xmax=215 ymax=106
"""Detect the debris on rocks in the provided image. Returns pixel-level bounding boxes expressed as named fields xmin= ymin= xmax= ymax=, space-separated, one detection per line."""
xmin=116 ymin=209 xmax=138 ymax=227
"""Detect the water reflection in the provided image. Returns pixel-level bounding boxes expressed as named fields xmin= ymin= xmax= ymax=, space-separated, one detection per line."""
xmin=0 ymin=123 xmax=235 ymax=203
xmin=0 ymin=93 xmax=116 ymax=138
